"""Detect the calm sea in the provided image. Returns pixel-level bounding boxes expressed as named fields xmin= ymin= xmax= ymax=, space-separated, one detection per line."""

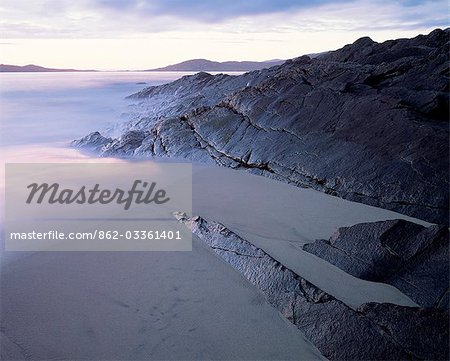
xmin=0 ymin=71 xmax=193 ymax=151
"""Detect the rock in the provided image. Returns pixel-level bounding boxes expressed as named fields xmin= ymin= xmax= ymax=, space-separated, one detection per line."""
xmin=174 ymin=213 xmax=449 ymax=360
xmin=358 ymin=303 xmax=449 ymax=360
xmin=101 ymin=130 xmax=149 ymax=156
xmin=74 ymin=28 xmax=450 ymax=224
xmin=303 ymin=219 xmax=449 ymax=309
xmin=71 ymin=131 xmax=112 ymax=152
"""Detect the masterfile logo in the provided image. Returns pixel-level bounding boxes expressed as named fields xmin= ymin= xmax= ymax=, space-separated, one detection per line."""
xmin=5 ymin=162 xmax=192 ymax=251
xmin=26 ymin=180 xmax=170 ymax=210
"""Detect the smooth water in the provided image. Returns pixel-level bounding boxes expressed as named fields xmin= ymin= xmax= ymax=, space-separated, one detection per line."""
xmin=0 ymin=71 xmax=191 ymax=150
xmin=0 ymin=71 xmax=197 ymax=197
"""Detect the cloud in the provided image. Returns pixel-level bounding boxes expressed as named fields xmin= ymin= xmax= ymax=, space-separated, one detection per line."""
xmin=0 ymin=0 xmax=448 ymax=38
xmin=90 ymin=0 xmax=449 ymax=25
xmin=92 ymin=0 xmax=349 ymax=22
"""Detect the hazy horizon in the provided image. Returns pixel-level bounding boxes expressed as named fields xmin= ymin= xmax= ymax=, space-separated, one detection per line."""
xmin=1 ymin=0 xmax=449 ymax=70
xmin=0 ymin=58 xmax=282 ymax=72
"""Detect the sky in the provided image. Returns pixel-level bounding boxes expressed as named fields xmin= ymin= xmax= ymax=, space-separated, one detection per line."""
xmin=0 ymin=0 xmax=448 ymax=70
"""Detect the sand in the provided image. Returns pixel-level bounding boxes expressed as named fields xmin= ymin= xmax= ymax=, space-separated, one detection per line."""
xmin=1 ymin=158 xmax=431 ymax=360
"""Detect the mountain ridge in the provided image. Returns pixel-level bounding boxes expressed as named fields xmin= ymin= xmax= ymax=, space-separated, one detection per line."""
xmin=0 ymin=64 xmax=95 ymax=72
xmin=146 ymin=58 xmax=285 ymax=72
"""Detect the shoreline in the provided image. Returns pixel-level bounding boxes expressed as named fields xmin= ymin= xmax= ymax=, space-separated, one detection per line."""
xmin=1 ymin=141 xmax=430 ymax=308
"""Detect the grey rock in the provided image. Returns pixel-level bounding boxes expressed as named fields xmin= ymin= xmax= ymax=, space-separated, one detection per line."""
xmin=358 ymin=303 xmax=449 ymax=360
xmin=174 ymin=213 xmax=449 ymax=360
xmin=303 ymin=219 xmax=449 ymax=309
xmin=74 ymin=28 xmax=450 ymax=224
xmin=101 ymin=130 xmax=149 ymax=156
xmin=71 ymin=131 xmax=112 ymax=152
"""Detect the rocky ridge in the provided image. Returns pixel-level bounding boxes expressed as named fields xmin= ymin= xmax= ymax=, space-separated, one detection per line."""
xmin=174 ymin=213 xmax=449 ymax=360
xmin=304 ymin=219 xmax=449 ymax=309
xmin=73 ymin=28 xmax=450 ymax=224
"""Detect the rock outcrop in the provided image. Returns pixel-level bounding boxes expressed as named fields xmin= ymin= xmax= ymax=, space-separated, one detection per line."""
xmin=74 ymin=29 xmax=449 ymax=224
xmin=303 ymin=219 xmax=449 ymax=309
xmin=358 ymin=303 xmax=449 ymax=361
xmin=71 ymin=131 xmax=112 ymax=152
xmin=174 ymin=213 xmax=449 ymax=360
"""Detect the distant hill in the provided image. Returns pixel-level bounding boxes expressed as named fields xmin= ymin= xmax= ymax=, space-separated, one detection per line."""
xmin=146 ymin=58 xmax=285 ymax=72
xmin=0 ymin=64 xmax=93 ymax=72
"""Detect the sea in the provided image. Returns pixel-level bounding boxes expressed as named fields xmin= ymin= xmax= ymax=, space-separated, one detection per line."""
xmin=0 ymin=71 xmax=195 ymax=151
